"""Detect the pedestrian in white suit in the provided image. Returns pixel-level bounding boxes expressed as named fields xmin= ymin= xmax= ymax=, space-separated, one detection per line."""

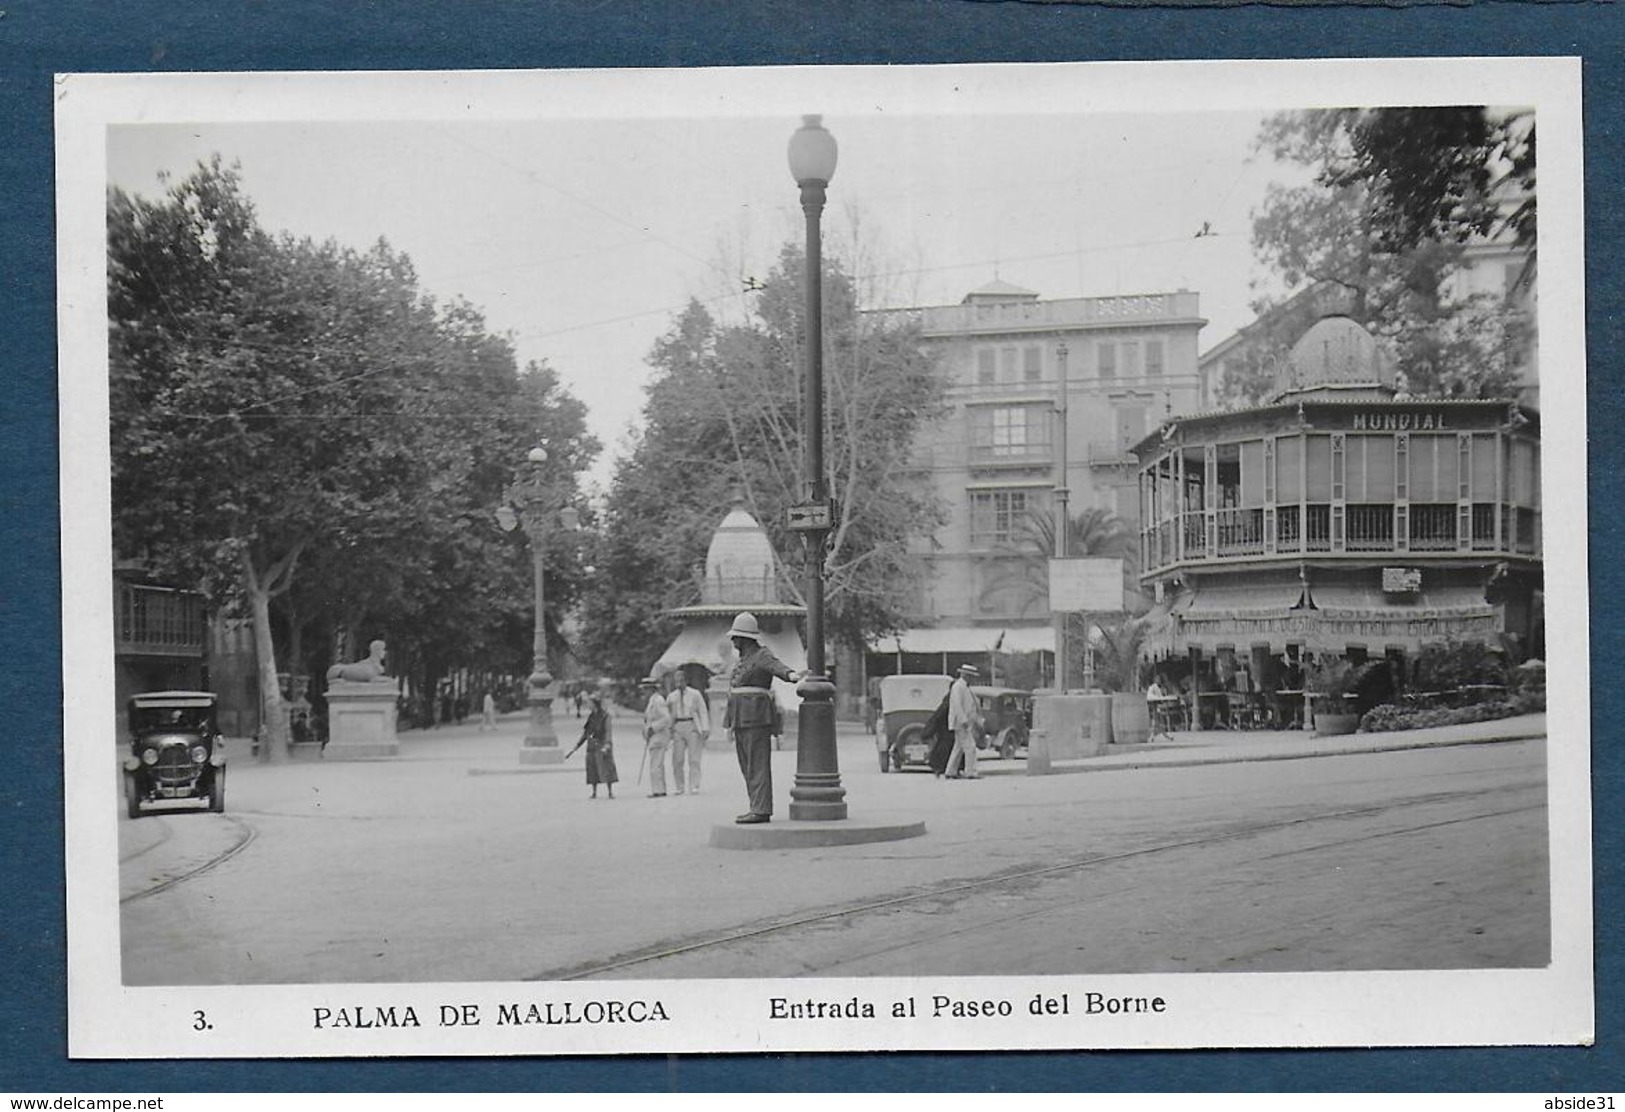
xmin=665 ymin=669 xmax=710 ymax=795
xmin=640 ymin=676 xmax=674 ymax=798
xmin=945 ymin=663 xmax=984 ymax=780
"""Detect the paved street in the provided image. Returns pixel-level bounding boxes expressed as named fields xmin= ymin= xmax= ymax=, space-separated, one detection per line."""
xmin=117 ymin=710 xmax=1548 ymax=985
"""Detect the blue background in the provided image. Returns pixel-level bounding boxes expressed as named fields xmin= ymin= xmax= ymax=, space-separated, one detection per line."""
xmin=2 ymin=0 xmax=1620 ymax=1093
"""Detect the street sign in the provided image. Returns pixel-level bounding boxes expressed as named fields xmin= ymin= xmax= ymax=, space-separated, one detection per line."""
xmin=1048 ymin=557 xmax=1124 ymax=612
xmin=787 ymin=501 xmax=833 ymax=531
xmin=1382 ymin=566 xmax=1422 ymax=594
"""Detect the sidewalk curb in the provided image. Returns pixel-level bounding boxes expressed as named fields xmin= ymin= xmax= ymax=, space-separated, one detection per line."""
xmin=1064 ymin=729 xmax=1546 ymax=775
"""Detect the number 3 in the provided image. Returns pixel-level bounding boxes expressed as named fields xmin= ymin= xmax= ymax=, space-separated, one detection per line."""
xmin=193 ymin=1010 xmax=210 ymax=1031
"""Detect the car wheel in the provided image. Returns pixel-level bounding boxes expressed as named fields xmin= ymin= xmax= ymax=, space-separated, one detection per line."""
xmin=208 ymin=771 xmax=225 ymax=813
xmin=124 ymin=773 xmax=141 ymax=820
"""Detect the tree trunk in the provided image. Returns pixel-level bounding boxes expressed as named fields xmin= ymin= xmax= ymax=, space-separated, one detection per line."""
xmin=286 ymin=605 xmax=304 ymax=692
xmin=247 ymin=568 xmax=290 ymax=763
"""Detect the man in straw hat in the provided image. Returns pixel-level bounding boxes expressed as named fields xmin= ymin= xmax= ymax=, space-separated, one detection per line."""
xmin=723 ymin=612 xmax=798 ymax=824
xmin=944 ymin=663 xmax=986 ymax=780
xmin=639 ymin=675 xmax=674 ymax=798
xmin=665 ymin=666 xmax=710 ymax=796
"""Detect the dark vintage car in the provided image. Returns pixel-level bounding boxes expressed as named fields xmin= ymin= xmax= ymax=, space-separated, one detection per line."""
xmin=970 ymin=685 xmax=1032 ymax=759
xmin=876 ymin=674 xmax=952 ymax=772
xmin=122 ymin=691 xmax=226 ymax=818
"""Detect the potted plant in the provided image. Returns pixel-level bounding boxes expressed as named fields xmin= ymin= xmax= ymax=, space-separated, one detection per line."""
xmin=1093 ymin=617 xmax=1152 ymax=745
xmin=1307 ymin=658 xmax=1360 ymax=736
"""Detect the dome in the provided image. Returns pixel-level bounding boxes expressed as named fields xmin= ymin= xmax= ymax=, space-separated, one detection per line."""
xmin=706 ymin=507 xmax=775 ymax=582
xmin=1279 ymin=315 xmax=1397 ymax=397
xmin=699 ymin=505 xmax=783 ymax=607
xmin=665 ymin=500 xmax=805 ymax=618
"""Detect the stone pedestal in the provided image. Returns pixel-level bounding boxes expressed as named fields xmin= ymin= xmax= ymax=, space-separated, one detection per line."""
xmin=519 ymin=682 xmax=564 ymax=765
xmin=323 ymin=682 xmax=400 ymax=759
xmin=1031 ymin=693 xmax=1111 ymax=760
xmin=711 ymin=815 xmax=926 ymax=850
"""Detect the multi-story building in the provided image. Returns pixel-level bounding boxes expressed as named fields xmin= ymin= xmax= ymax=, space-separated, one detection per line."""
xmin=112 ymin=566 xmax=208 ymax=737
xmin=865 ymin=281 xmax=1207 ymax=681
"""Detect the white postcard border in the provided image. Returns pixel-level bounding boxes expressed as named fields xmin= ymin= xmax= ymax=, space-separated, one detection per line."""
xmin=57 ymin=57 xmax=1592 ymax=1058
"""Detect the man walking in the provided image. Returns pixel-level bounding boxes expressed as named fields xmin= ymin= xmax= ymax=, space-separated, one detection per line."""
xmin=945 ymin=663 xmax=985 ymax=780
xmin=640 ymin=675 xmax=674 ymax=798
xmin=665 ymin=668 xmax=710 ymax=796
xmin=723 ymin=612 xmax=797 ymax=824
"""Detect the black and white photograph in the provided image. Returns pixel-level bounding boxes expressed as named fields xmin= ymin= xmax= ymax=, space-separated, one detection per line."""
xmin=57 ymin=58 xmax=1591 ymax=1058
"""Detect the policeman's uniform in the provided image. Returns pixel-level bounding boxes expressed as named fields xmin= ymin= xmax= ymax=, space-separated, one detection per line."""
xmin=724 ymin=612 xmax=795 ymax=822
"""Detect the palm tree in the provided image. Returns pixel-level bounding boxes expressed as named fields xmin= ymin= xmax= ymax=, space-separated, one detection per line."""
xmin=1091 ymin=615 xmax=1151 ymax=693
xmin=978 ymin=505 xmax=1139 ymax=617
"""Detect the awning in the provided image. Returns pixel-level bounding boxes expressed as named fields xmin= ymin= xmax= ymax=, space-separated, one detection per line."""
xmin=1305 ymin=583 xmax=1383 ymax=611
xmin=655 ymin=619 xmax=806 ymax=712
xmin=872 ymin=626 xmax=1054 ymax=656
xmin=1170 ymin=580 xmax=1502 ymax=655
xmin=654 ymin=619 xmax=732 ymax=676
xmin=655 ymin=618 xmax=809 ymax=673
xmin=1309 ymin=582 xmax=1490 ymax=615
xmin=1171 ymin=581 xmax=1311 ymax=654
xmin=1300 ymin=583 xmax=1500 ymax=654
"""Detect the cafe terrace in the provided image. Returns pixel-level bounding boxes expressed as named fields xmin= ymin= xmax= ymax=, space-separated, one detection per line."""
xmin=1130 ymin=315 xmax=1542 ymax=696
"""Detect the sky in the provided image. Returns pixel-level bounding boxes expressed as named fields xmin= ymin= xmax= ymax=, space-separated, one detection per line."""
xmin=105 ymin=83 xmax=1310 ymax=492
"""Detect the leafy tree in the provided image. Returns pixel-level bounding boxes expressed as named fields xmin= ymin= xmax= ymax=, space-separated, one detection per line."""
xmin=1332 ymin=107 xmax=1535 ymax=254
xmin=108 ymin=158 xmax=596 ymax=757
xmin=1245 ymin=108 xmax=1533 ymax=405
xmin=576 ymin=301 xmax=742 ymax=683
xmin=580 ymin=244 xmax=949 ymax=681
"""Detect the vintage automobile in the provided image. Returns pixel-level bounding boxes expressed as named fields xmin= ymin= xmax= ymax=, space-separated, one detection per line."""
xmin=122 ymin=691 xmax=226 ymax=818
xmin=971 ymin=685 xmax=1032 ymax=759
xmin=876 ymin=674 xmax=952 ymax=772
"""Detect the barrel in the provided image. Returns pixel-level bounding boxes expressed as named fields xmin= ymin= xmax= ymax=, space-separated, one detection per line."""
xmin=1110 ymin=692 xmax=1151 ymax=746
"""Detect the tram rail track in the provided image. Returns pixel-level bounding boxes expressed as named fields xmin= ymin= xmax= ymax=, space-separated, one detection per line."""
xmin=537 ymin=779 xmax=1545 ymax=981
xmin=120 ymin=814 xmax=258 ymax=905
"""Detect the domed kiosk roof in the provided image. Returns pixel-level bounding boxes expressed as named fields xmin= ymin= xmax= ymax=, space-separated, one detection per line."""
xmin=1276 ymin=315 xmax=1397 ymax=401
xmin=667 ymin=501 xmax=806 ymax=619
xmin=705 ymin=506 xmax=778 ymax=584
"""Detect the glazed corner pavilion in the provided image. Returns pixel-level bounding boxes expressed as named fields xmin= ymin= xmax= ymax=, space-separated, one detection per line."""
xmin=1131 ymin=315 xmax=1542 ymax=692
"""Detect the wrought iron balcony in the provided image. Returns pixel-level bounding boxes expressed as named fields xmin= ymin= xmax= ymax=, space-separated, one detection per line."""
xmin=1142 ymin=501 xmax=1541 ymax=576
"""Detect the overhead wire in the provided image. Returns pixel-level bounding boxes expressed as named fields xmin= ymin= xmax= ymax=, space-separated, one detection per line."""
xmin=118 ymin=119 xmax=1244 ymax=422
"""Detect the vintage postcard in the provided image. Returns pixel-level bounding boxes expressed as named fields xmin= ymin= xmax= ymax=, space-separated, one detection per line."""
xmin=57 ymin=58 xmax=1591 ymax=1058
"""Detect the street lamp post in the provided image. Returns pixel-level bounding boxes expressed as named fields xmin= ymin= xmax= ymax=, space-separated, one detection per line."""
xmin=1054 ymin=341 xmax=1071 ymax=692
xmin=500 ymin=445 xmax=579 ymax=766
xmin=787 ymin=114 xmax=846 ymax=821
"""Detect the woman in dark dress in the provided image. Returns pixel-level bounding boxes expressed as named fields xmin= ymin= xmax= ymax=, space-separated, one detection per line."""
xmin=567 ymin=680 xmax=618 ymax=799
xmin=923 ymin=691 xmax=954 ymax=777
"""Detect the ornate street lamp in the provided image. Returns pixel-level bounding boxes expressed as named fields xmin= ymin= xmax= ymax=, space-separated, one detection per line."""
xmin=786 ymin=115 xmax=846 ymax=821
xmin=498 ymin=444 xmax=579 ymax=765
xmin=1054 ymin=341 xmax=1071 ymax=692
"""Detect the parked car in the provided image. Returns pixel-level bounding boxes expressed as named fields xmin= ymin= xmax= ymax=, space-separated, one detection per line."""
xmin=123 ymin=691 xmax=226 ymax=818
xmin=971 ymin=686 xmax=1032 ymax=759
xmin=876 ymin=674 xmax=952 ymax=772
